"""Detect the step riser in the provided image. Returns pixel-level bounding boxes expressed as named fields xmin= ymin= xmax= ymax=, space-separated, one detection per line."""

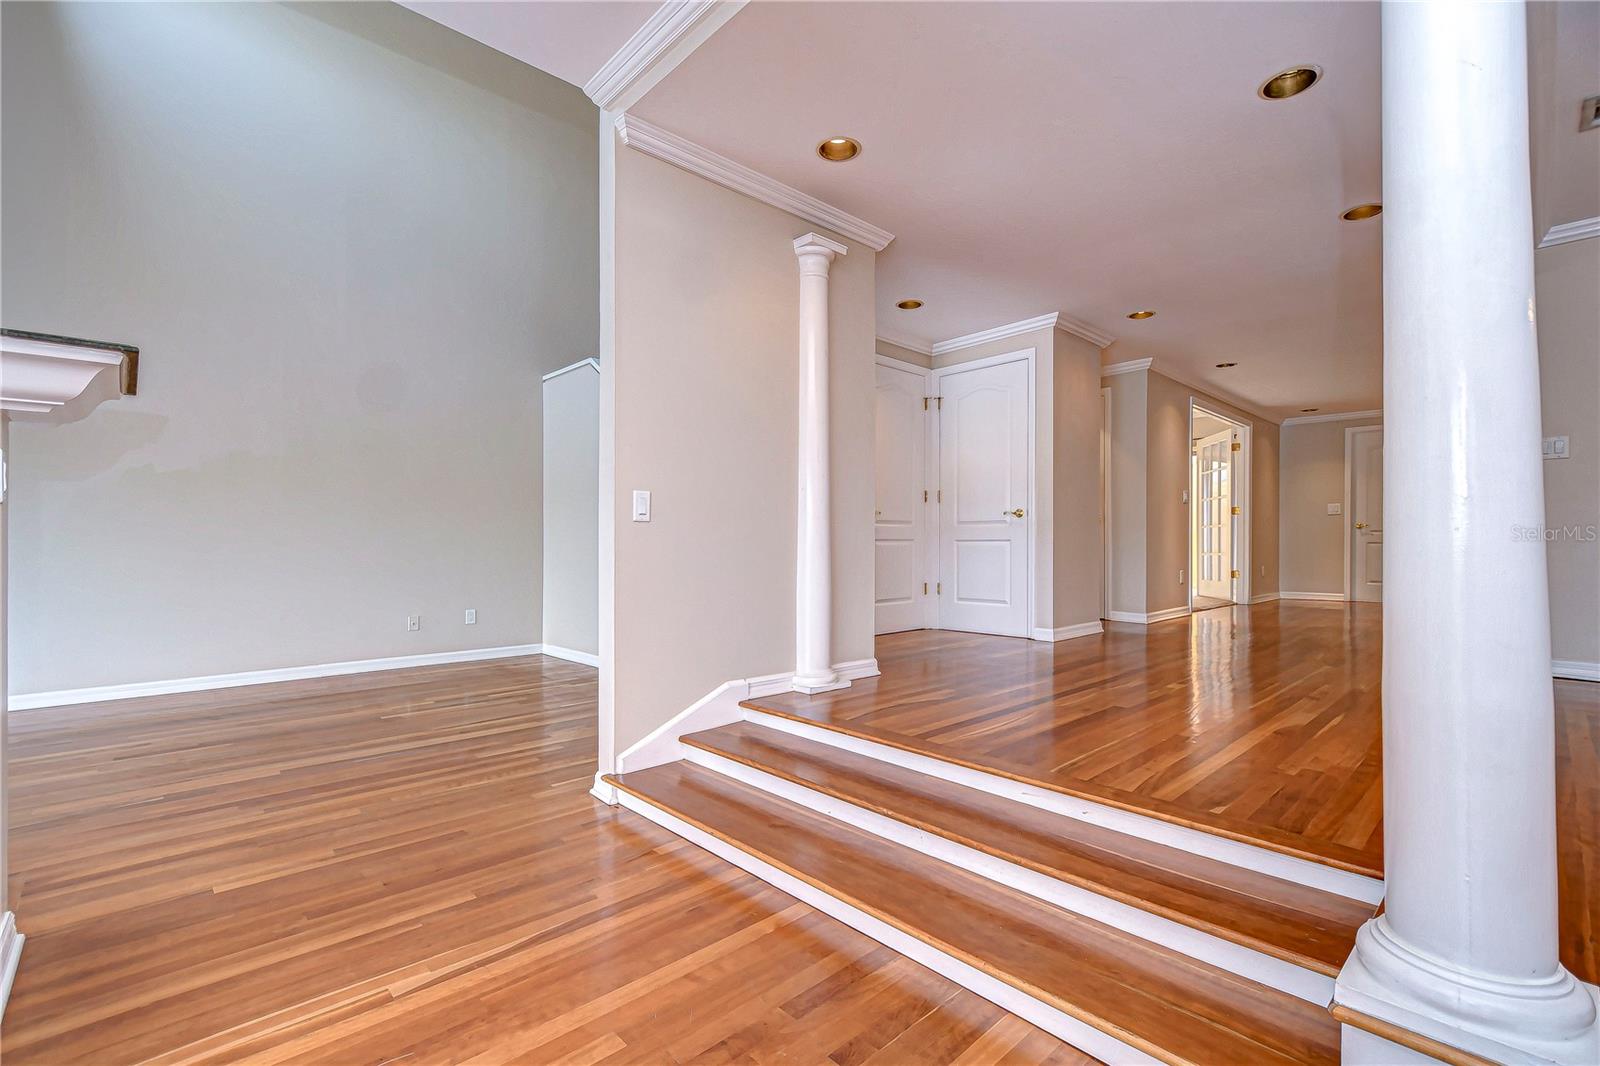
xmin=685 ymin=746 xmax=1336 ymax=1006
xmin=616 ymin=788 xmax=1162 ymax=1066
xmin=745 ymin=709 xmax=1385 ymax=905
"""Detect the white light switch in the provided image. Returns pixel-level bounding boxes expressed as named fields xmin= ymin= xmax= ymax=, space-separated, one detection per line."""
xmin=1543 ymin=436 xmax=1570 ymax=460
xmin=632 ymin=489 xmax=652 ymax=522
xmin=1327 ymin=503 xmax=1342 ymax=515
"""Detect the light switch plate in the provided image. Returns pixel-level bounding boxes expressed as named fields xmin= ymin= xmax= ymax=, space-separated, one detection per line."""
xmin=1327 ymin=503 xmax=1342 ymax=515
xmin=632 ymin=489 xmax=652 ymax=522
xmin=1543 ymin=436 xmax=1570 ymax=460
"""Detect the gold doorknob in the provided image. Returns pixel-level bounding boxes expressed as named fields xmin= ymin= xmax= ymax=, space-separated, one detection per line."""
xmin=1005 ymin=508 xmax=1025 ymax=518
xmin=1355 ymin=522 xmax=1367 ymax=529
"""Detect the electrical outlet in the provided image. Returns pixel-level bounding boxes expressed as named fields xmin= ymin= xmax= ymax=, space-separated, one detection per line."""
xmin=407 ymin=615 xmax=421 ymax=632
xmin=464 ymin=609 xmax=476 ymax=625
xmin=1179 ymin=569 xmax=1185 ymax=585
xmin=1260 ymin=564 xmax=1266 ymax=577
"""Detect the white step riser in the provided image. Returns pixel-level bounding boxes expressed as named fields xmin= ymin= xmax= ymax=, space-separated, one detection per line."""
xmin=744 ymin=709 xmax=1385 ymax=905
xmin=616 ymin=789 xmax=1159 ymax=1066
xmin=685 ymin=746 xmax=1335 ymax=1006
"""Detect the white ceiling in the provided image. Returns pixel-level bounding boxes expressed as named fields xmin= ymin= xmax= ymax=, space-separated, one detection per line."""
xmin=401 ymin=1 xmax=658 ymax=90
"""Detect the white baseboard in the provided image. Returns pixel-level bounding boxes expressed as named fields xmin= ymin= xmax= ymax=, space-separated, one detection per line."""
xmin=0 ymin=911 xmax=22 ymax=1025
xmin=1250 ymin=592 xmax=1281 ymax=604
xmin=1279 ymin=591 xmax=1347 ymax=602
xmin=1031 ymin=622 xmax=1104 ymax=643
xmin=1553 ymin=660 xmax=1600 ymax=682
xmin=1104 ymin=607 xmax=1191 ymax=626
xmin=8 ymin=644 xmax=545 ymax=710
xmin=539 ymin=644 xmax=600 ymax=668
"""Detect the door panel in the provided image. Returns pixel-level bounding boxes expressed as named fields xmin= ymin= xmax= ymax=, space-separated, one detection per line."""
xmin=1351 ymin=429 xmax=1384 ymax=602
xmin=874 ymin=362 xmax=929 ymax=633
xmin=1193 ymin=427 xmax=1235 ymax=602
xmin=937 ymin=359 xmax=1029 ymax=637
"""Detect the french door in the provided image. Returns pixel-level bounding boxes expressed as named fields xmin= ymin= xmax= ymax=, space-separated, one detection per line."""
xmin=1193 ymin=427 xmax=1235 ymax=602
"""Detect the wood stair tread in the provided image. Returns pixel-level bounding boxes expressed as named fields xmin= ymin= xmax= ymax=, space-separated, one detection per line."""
xmin=684 ymin=720 xmax=1371 ymax=977
xmin=739 ymin=697 xmax=1382 ymax=878
xmin=609 ymin=761 xmax=1341 ymax=1066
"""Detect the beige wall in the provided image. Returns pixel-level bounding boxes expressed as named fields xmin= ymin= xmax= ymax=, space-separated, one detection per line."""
xmin=1 ymin=3 xmax=598 ymax=695
xmin=1535 ymin=238 xmax=1600 ymax=669
xmin=1279 ymin=416 xmax=1384 ymax=596
xmin=607 ymin=142 xmax=876 ymax=756
xmin=1103 ymin=369 xmax=1149 ymax=615
xmin=1 ymin=416 xmax=9 ymax=915
xmin=543 ymin=364 xmax=600 ymax=657
xmin=875 ymin=338 xmax=932 ymax=369
xmin=1052 ymin=332 xmax=1105 ymax=629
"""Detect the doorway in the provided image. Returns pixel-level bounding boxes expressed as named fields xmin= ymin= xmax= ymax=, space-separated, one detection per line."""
xmin=873 ymin=356 xmax=934 ymax=634
xmin=1188 ymin=402 xmax=1250 ymax=612
xmin=1344 ymin=426 xmax=1384 ymax=602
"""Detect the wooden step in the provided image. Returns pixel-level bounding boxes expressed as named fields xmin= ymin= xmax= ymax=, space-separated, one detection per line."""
xmin=682 ymin=721 xmax=1372 ymax=980
xmin=607 ymin=762 xmax=1341 ymax=1066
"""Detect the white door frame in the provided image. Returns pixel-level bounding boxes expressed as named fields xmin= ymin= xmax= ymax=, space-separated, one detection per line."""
xmin=929 ymin=346 xmax=1036 ymax=638
xmin=1343 ymin=424 xmax=1383 ymax=601
xmin=1101 ymin=386 xmax=1112 ymax=622
xmin=874 ymin=352 xmax=936 ymax=630
xmin=1186 ymin=400 xmax=1252 ymax=608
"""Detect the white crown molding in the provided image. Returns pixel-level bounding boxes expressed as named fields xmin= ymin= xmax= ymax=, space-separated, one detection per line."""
xmin=1537 ymin=216 xmax=1600 ymax=249
xmin=584 ymin=1 xmax=746 ymax=113
xmin=615 ymin=115 xmax=895 ymax=252
xmin=1281 ymin=408 xmax=1383 ymax=427
xmin=1055 ymin=313 xmax=1117 ymax=350
xmin=875 ymin=332 xmax=935 ymax=357
xmin=932 ymin=312 xmax=1059 ymax=356
xmin=542 ymin=357 xmax=599 ymax=383
xmin=1151 ymin=363 xmax=1282 ymax=426
xmin=2 ymin=330 xmax=136 ymax=417
xmin=1100 ymin=357 xmax=1153 ymax=377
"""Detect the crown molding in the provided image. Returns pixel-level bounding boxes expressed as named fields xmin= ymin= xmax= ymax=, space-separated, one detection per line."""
xmin=584 ymin=1 xmax=746 ymax=113
xmin=1100 ymin=357 xmax=1153 ymax=377
xmin=1538 ymin=216 xmax=1599 ymax=249
xmin=542 ymin=357 xmax=599 ymax=383
xmin=1055 ymin=313 xmax=1116 ymax=350
xmin=932 ymin=313 xmax=1059 ymax=356
xmin=1281 ymin=408 xmax=1383 ymax=426
xmin=2 ymin=329 xmax=137 ymax=418
xmin=875 ymin=332 xmax=935 ymax=357
xmin=1149 ymin=363 xmax=1281 ymax=425
xmin=615 ymin=115 xmax=895 ymax=252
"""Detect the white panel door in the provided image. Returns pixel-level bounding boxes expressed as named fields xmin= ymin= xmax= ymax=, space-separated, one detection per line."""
xmin=1193 ymin=428 xmax=1234 ymax=601
xmin=937 ymin=358 xmax=1029 ymax=637
xmin=874 ymin=362 xmax=929 ymax=634
xmin=1351 ymin=428 xmax=1384 ymax=602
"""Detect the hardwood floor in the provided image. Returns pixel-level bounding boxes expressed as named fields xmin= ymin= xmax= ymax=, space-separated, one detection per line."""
xmin=1557 ymin=676 xmax=1599 ymax=986
xmin=1 ymin=656 xmax=1090 ymax=1066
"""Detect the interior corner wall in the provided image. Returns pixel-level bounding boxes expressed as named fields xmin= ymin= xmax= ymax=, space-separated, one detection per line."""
xmin=542 ymin=366 xmax=600 ymax=658
xmin=1143 ymin=371 xmax=1280 ymax=615
xmin=1102 ymin=369 xmax=1149 ymax=616
xmin=1053 ymin=332 xmax=1105 ymax=629
xmin=876 ymin=338 xmax=932 ymax=369
xmin=1 ymin=3 xmax=598 ymax=695
xmin=1535 ymin=237 xmax=1600 ymax=669
xmin=1278 ymin=415 xmax=1383 ymax=596
xmin=608 ymin=142 xmax=876 ymax=758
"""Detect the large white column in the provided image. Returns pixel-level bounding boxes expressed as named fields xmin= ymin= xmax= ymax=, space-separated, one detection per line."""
xmin=792 ymin=233 xmax=846 ymax=693
xmin=1336 ymin=3 xmax=1598 ymax=1063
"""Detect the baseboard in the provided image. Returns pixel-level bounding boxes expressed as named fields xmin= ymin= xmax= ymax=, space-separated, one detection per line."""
xmin=1250 ymin=592 xmax=1281 ymax=604
xmin=1031 ymin=622 xmax=1105 ymax=642
xmin=1105 ymin=607 xmax=1191 ymax=626
xmin=8 ymin=644 xmax=545 ymax=710
xmin=1279 ymin=591 xmax=1347 ymax=602
xmin=0 ymin=911 xmax=22 ymax=1025
xmin=539 ymin=644 xmax=600 ymax=668
xmin=1553 ymin=660 xmax=1600 ymax=682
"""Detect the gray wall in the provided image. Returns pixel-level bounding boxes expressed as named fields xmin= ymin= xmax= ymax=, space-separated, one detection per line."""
xmin=542 ymin=363 xmax=599 ymax=658
xmin=2 ymin=2 xmax=598 ymax=694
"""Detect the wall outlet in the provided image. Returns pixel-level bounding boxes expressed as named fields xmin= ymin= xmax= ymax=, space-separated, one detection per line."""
xmin=1260 ymin=564 xmax=1266 ymax=577
xmin=1543 ymin=436 xmax=1570 ymax=460
xmin=407 ymin=615 xmax=421 ymax=632
xmin=464 ymin=609 xmax=476 ymax=625
xmin=1327 ymin=502 xmax=1342 ymax=515
xmin=1179 ymin=569 xmax=1185 ymax=585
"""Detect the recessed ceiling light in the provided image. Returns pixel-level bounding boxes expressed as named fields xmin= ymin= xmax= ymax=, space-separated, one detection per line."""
xmin=1216 ymin=362 xmax=1238 ymax=368
xmin=1259 ymin=66 xmax=1321 ymax=100
xmin=896 ymin=299 xmax=923 ymax=310
xmin=1342 ymin=202 xmax=1383 ymax=221
xmin=1126 ymin=310 xmax=1156 ymax=320
xmin=817 ymin=137 xmax=861 ymax=162
xmin=1301 ymin=408 xmax=1320 ymax=413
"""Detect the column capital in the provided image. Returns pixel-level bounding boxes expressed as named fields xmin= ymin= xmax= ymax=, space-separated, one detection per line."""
xmin=792 ymin=232 xmax=848 ymax=261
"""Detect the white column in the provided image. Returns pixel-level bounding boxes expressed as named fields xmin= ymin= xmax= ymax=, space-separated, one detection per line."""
xmin=792 ymin=233 xmax=846 ymax=693
xmin=1336 ymin=3 xmax=1598 ymax=1063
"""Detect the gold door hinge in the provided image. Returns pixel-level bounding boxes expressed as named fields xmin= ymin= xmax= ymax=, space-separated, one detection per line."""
xmin=922 ymin=581 xmax=928 ymax=595
xmin=1231 ymin=441 xmax=1242 ymax=452
xmin=1230 ymin=569 xmax=1240 ymax=579
xmin=937 ymin=489 xmax=943 ymax=503
xmin=1231 ymin=505 xmax=1241 ymax=515
xmin=923 ymin=489 xmax=929 ymax=503
xmin=923 ymin=397 xmax=929 ymax=410
xmin=936 ymin=581 xmax=942 ymax=595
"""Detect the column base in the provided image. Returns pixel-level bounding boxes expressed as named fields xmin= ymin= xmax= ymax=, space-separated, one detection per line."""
xmin=589 ymin=771 xmax=619 ymax=806
xmin=1336 ymin=916 xmax=1600 ymax=1064
xmin=791 ymin=671 xmax=847 ymax=695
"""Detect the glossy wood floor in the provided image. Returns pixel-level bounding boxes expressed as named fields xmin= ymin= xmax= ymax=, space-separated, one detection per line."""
xmin=2 ymin=656 xmax=1091 ymax=1066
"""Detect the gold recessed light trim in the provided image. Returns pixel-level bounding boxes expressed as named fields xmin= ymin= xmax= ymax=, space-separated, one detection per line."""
xmin=896 ymin=299 xmax=923 ymax=310
xmin=1259 ymin=66 xmax=1321 ymax=100
xmin=1126 ymin=310 xmax=1156 ymax=320
xmin=817 ymin=137 xmax=861 ymax=162
xmin=1342 ymin=202 xmax=1383 ymax=221
xmin=1216 ymin=362 xmax=1238 ymax=369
